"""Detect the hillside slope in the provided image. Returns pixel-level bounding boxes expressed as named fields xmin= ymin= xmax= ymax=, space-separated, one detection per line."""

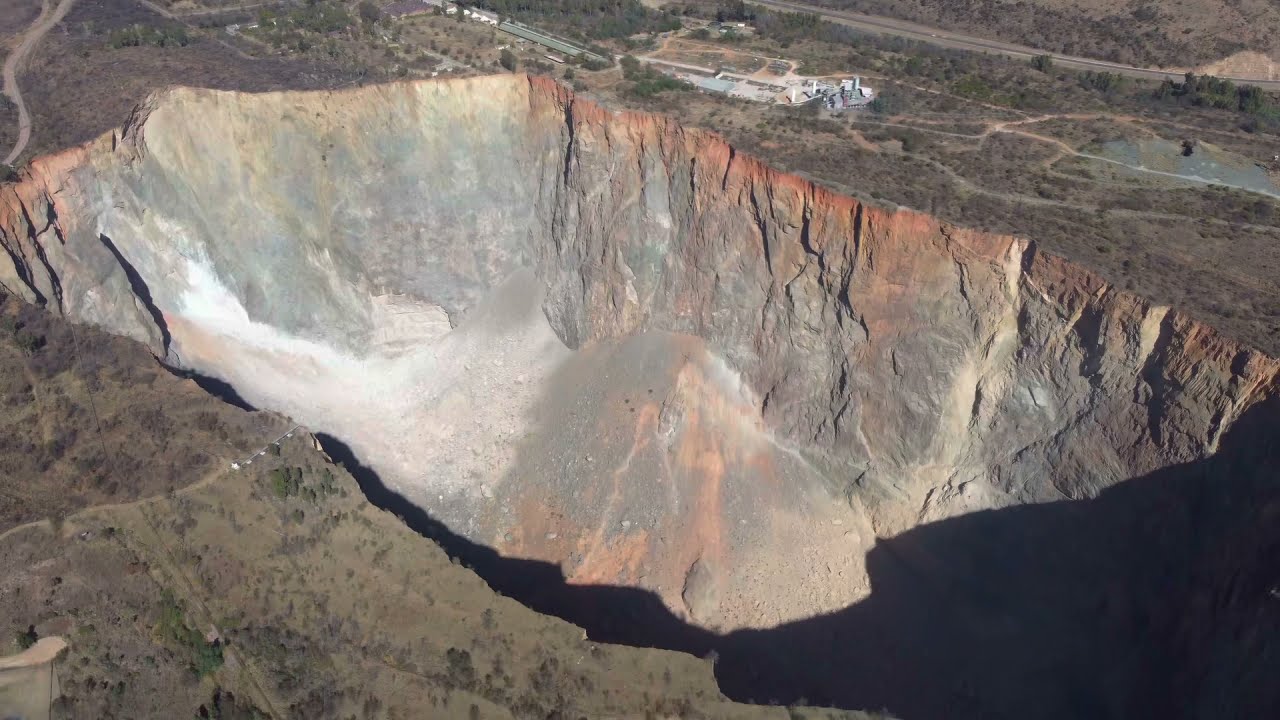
xmin=0 ymin=297 xmax=869 ymax=720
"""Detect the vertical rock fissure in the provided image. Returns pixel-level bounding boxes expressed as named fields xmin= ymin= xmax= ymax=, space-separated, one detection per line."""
xmin=0 ymin=224 xmax=46 ymax=306
xmin=17 ymin=197 xmax=63 ymax=314
xmin=98 ymin=232 xmax=172 ymax=356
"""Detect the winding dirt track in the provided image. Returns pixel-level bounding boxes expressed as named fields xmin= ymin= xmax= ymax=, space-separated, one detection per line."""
xmin=0 ymin=461 xmax=234 ymax=546
xmin=2 ymin=0 xmax=75 ymax=166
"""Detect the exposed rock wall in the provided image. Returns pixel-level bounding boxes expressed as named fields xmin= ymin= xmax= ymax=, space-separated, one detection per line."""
xmin=524 ymin=76 xmax=1278 ymax=526
xmin=0 ymin=75 xmax=1275 ymax=633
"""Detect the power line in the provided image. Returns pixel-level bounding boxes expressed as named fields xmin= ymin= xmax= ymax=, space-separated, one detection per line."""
xmin=63 ymin=319 xmax=119 ymax=490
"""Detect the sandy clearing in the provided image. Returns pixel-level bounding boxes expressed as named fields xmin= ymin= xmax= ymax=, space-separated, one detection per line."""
xmin=0 ymin=636 xmax=66 ymax=670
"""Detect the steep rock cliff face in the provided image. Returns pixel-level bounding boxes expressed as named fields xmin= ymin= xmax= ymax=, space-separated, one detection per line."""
xmin=0 ymin=76 xmax=1275 ymax=642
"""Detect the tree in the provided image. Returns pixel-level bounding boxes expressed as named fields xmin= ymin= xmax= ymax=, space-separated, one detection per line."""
xmin=499 ymin=48 xmax=517 ymax=72
xmin=14 ymin=625 xmax=37 ymax=650
xmin=1030 ymin=54 xmax=1054 ymax=73
xmin=1237 ymin=84 xmax=1266 ymax=114
xmin=13 ymin=330 xmax=42 ymax=355
xmin=358 ymin=1 xmax=381 ymax=24
xmin=619 ymin=54 xmax=641 ymax=78
xmin=1082 ymin=71 xmax=1124 ymax=94
xmin=270 ymin=469 xmax=289 ymax=498
xmin=156 ymin=590 xmax=223 ymax=677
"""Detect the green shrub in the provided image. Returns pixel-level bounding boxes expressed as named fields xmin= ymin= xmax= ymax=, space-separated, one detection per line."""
xmin=358 ymin=0 xmax=381 ymax=24
xmin=619 ymin=56 xmax=689 ymax=97
xmin=270 ymin=469 xmax=289 ymax=498
xmin=269 ymin=467 xmax=306 ymax=498
xmin=14 ymin=625 xmax=37 ymax=650
xmin=1079 ymin=71 xmax=1125 ymax=94
xmin=156 ymin=590 xmax=222 ymax=677
xmin=952 ymin=75 xmax=993 ymax=101
xmin=445 ymin=647 xmax=475 ymax=688
xmin=1155 ymin=72 xmax=1275 ymax=118
xmin=619 ymin=54 xmax=641 ymax=78
xmin=13 ymin=330 xmax=43 ymax=355
xmin=107 ymin=24 xmax=190 ymax=49
xmin=500 ymin=48 xmax=518 ymax=72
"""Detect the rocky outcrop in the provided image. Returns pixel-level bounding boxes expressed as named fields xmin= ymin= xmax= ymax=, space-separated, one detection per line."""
xmin=0 ymin=75 xmax=1275 ymax=640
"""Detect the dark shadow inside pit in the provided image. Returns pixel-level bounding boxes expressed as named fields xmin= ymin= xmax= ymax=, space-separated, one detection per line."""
xmin=315 ymin=401 xmax=1278 ymax=720
xmin=709 ymin=393 xmax=1280 ymax=718
xmin=313 ymin=432 xmax=714 ymax=654
xmin=163 ymin=364 xmax=258 ymax=412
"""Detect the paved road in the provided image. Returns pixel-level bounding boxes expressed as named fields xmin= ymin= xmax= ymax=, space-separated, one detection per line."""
xmin=2 ymin=0 xmax=75 ymax=166
xmin=750 ymin=0 xmax=1280 ymax=90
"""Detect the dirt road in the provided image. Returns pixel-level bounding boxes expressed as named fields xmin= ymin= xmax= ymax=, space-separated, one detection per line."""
xmin=0 ymin=452 xmax=262 ymax=546
xmin=2 ymin=0 xmax=74 ymax=166
xmin=750 ymin=0 xmax=1280 ymax=90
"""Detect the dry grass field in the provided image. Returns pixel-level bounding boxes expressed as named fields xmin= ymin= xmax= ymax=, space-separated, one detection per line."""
xmin=813 ymin=0 xmax=1280 ymax=69
xmin=0 ymin=293 xmax=272 ymax=532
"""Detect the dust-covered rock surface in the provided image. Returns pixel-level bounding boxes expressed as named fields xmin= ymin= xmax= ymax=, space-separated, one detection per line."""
xmin=0 ymin=74 xmax=1276 ymax=719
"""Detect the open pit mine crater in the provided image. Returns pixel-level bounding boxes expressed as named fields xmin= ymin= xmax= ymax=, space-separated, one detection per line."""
xmin=1 ymin=74 xmax=1277 ymax=719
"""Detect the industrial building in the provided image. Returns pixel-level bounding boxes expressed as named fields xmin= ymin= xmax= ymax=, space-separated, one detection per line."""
xmin=462 ymin=7 xmax=499 ymax=24
xmin=498 ymin=20 xmax=607 ymax=63
xmin=679 ymin=67 xmax=875 ymax=110
xmin=695 ymin=76 xmax=737 ymax=94
xmin=783 ymin=77 xmax=875 ymax=109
